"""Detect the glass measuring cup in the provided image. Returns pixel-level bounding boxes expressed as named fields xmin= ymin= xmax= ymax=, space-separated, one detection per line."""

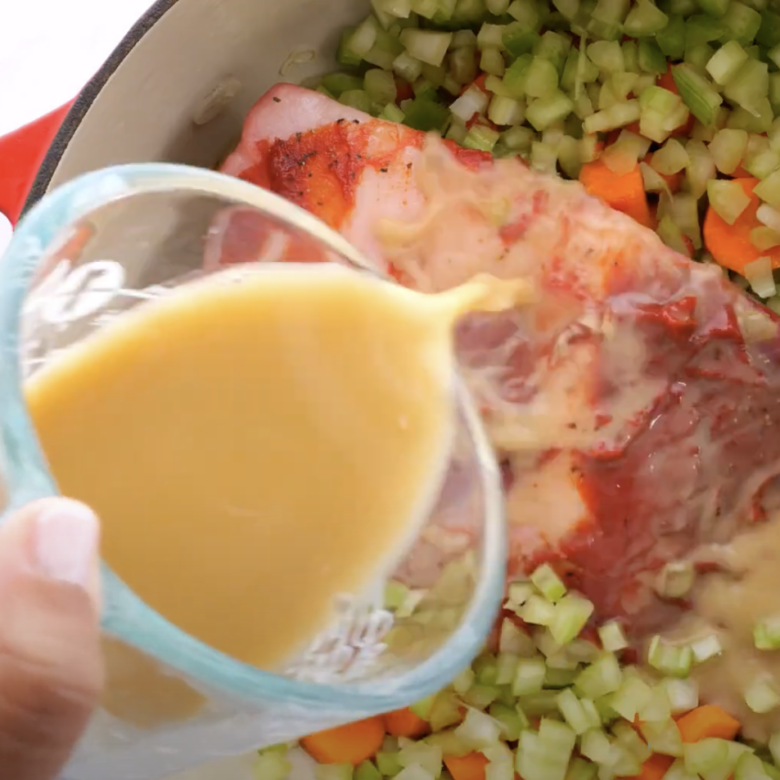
xmin=0 ymin=164 xmax=506 ymax=780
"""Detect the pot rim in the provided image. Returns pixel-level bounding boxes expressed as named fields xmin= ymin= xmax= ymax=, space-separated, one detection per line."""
xmin=23 ymin=0 xmax=179 ymax=217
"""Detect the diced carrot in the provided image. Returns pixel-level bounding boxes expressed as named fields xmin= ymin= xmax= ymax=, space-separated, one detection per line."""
xmin=675 ymin=705 xmax=741 ymax=743
xmin=579 ymin=159 xmax=653 ymax=228
xmin=639 ymin=754 xmax=674 ymax=780
xmin=703 ymin=177 xmax=780 ymax=274
xmin=300 ymin=716 xmax=386 ymax=765
xmin=383 ymin=707 xmax=430 ymax=738
xmin=445 ymin=752 xmax=489 ymax=780
xmin=732 ymin=163 xmax=751 ymax=178
xmin=395 ymin=78 xmax=414 ymax=103
xmin=641 ymin=153 xmax=683 ymax=194
xmin=625 ymin=120 xmax=642 ymax=135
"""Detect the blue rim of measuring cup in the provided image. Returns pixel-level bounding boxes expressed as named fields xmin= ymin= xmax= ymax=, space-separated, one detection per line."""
xmin=0 ymin=163 xmax=506 ymax=713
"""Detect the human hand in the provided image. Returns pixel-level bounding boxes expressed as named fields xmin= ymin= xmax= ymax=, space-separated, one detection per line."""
xmin=0 ymin=498 xmax=103 ymax=779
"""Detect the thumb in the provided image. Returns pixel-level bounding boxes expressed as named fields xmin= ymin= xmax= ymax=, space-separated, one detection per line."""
xmin=0 ymin=498 xmax=103 ymax=780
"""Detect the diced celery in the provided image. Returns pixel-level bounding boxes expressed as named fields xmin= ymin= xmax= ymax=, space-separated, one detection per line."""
xmin=365 ymin=26 xmax=405 ymax=70
xmin=356 ymin=762 xmax=383 ymax=780
xmin=503 ymin=54 xmax=534 ymax=97
xmin=481 ymin=48 xmax=506 ymax=77
xmin=366 ymin=69 xmax=398 ymax=105
xmin=647 ymin=636 xmax=693 ymax=678
xmin=735 ymin=753 xmax=771 ymax=780
xmin=400 ymin=30 xmax=453 ymax=67
xmin=513 ymin=656 xmax=547 ymax=695
xmin=638 ymin=38 xmax=668 ymax=73
xmin=686 ymin=42 xmax=715 ymax=69
xmin=488 ymin=94 xmax=525 ymax=125
xmin=377 ymin=752 xmax=403 ymax=777
xmin=322 ymin=73 xmax=365 ymax=97
xmin=754 ymin=614 xmax=780 ymax=650
xmin=638 ymin=718 xmax=683 ymax=757
xmin=653 ymin=561 xmax=695 ymax=598
xmin=758 ymin=9 xmax=780 ymax=47
xmin=477 ymin=23 xmax=505 ymax=51
xmin=690 ymin=634 xmax=723 ymax=664
xmin=728 ymin=99 xmax=774 ymax=134
xmin=698 ymin=0 xmax=731 ymax=16
xmin=502 ymin=125 xmax=535 ymax=152
xmin=454 ymin=707 xmax=503 ymax=749
xmin=687 ymin=13 xmax=727 ymax=48
xmin=709 ymin=127 xmax=749 ymax=173
xmin=724 ymin=58 xmax=769 ymax=113
xmin=524 ymin=56 xmax=560 ymax=97
xmin=662 ymin=759 xmax=697 ymax=780
xmin=393 ymin=52 xmax=424 ymax=83
xmin=504 ymin=25 xmax=540 ymax=58
xmin=402 ymin=98 xmax=448 ymax=132
xmin=316 ymin=766 xmax=355 ymax=780
xmin=745 ymin=256 xmax=777 ymax=297
xmin=746 ymin=149 xmax=780 ymax=179
xmin=610 ymin=675 xmax=653 ymax=721
xmin=452 ymin=51 xmax=478 ymax=89
xmin=393 ymin=767 xmax=434 ymax=780
xmin=566 ymin=758 xmax=597 ymax=780
xmin=662 ymin=678 xmax=699 ymax=716
xmin=672 ymin=63 xmax=722 ymax=126
xmin=398 ymin=741 xmax=442 ymax=779
xmin=516 ymin=729 xmax=570 ymax=780
xmin=580 ymin=728 xmax=613 ymax=764
xmin=527 ymin=91 xmax=574 ymax=130
xmin=254 ymin=751 xmax=293 ymax=780
xmin=507 ymin=0 xmax=542 ymax=29
xmin=530 ymin=564 xmax=566 ymax=602
xmin=721 ymin=0 xmax=762 ymax=45
xmin=657 ymin=14 xmax=687 ymax=58
xmin=587 ymin=40 xmax=624 ymax=72
xmin=598 ymin=621 xmax=628 ymax=653
xmin=548 ymin=594 xmax=594 ymax=645
xmin=684 ymin=740 xmax=730 ymax=778
xmin=575 ymin=653 xmax=623 ymax=700
xmin=556 ymin=689 xmax=595 ymax=734
xmin=640 ymin=161 xmax=671 ymax=193
xmin=380 ymin=103 xmax=406 ymax=123
xmin=584 ymin=99 xmax=640 ymax=133
xmin=340 ymin=89 xmax=373 ymax=113
xmin=535 ymin=30 xmax=573 ymax=73
xmin=755 ymin=168 xmax=780 ymax=207
xmin=486 ymin=0 xmax=511 ymax=11
xmin=666 ymin=191 xmax=702 ymax=248
xmin=450 ymin=84 xmax=490 ymax=122
xmin=751 ymin=227 xmax=780 ymax=250
xmin=706 ymin=40 xmax=749 ymax=85
xmin=652 ymin=138 xmax=689 ymax=174
xmin=623 ymin=0 xmax=669 ymax=37
xmin=553 ymin=0 xmax=580 ymax=17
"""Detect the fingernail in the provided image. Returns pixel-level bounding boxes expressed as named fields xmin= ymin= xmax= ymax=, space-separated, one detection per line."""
xmin=33 ymin=499 xmax=99 ymax=587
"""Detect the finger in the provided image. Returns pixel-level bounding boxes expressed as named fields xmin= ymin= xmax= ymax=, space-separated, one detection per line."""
xmin=0 ymin=498 xmax=103 ymax=780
